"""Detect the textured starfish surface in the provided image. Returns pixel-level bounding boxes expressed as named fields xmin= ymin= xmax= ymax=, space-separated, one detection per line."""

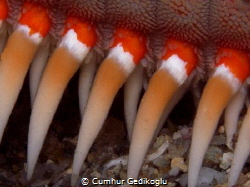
xmin=0 ymin=0 xmax=250 ymax=186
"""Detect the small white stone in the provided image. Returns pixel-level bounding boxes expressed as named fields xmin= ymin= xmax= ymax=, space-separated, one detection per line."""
xmin=169 ymin=167 xmax=180 ymax=177
xmin=173 ymin=131 xmax=182 ymax=140
xmin=219 ymin=152 xmax=233 ymax=170
xmin=180 ymin=127 xmax=191 ymax=138
xmin=179 ymin=167 xmax=227 ymax=187
xmin=46 ymin=159 xmax=54 ymax=164
xmin=170 ymin=157 xmax=188 ymax=172
xmin=218 ymin=125 xmax=225 ymax=134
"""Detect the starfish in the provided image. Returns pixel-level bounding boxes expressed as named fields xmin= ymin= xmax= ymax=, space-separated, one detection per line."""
xmin=0 ymin=0 xmax=249 ymax=186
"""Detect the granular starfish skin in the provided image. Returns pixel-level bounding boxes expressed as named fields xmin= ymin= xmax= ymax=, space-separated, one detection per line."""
xmin=0 ymin=1 xmax=249 ymax=187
